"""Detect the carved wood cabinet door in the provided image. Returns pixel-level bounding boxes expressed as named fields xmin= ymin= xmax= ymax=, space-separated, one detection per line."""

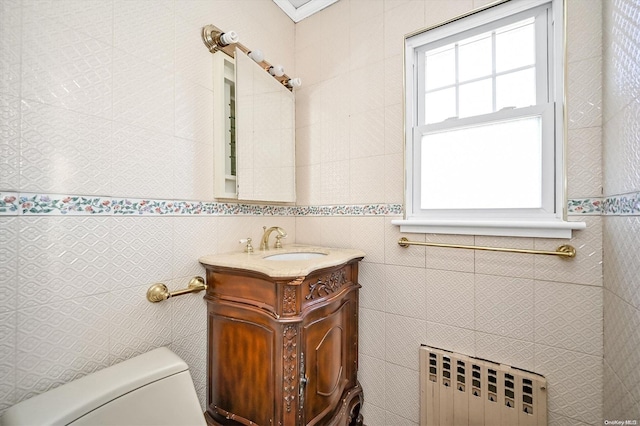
xmin=301 ymin=295 xmax=357 ymax=425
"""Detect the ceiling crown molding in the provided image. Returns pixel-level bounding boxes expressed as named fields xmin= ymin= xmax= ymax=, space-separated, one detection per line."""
xmin=273 ymin=0 xmax=340 ymax=22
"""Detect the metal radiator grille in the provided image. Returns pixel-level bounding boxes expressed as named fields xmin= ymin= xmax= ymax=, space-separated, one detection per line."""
xmin=419 ymin=345 xmax=547 ymax=426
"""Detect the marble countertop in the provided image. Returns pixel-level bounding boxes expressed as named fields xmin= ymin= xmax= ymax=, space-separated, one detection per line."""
xmin=198 ymin=244 xmax=366 ymax=278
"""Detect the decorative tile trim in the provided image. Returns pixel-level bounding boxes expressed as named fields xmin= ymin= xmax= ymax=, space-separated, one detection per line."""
xmin=0 ymin=193 xmax=19 ymax=215
xmin=603 ymin=192 xmax=640 ymax=215
xmin=568 ymin=193 xmax=640 ymax=215
xmin=19 ymin=194 xmax=113 ymax=215
xmin=295 ymin=204 xmax=404 ymax=216
xmin=567 ymin=198 xmax=603 ymax=215
xmin=0 ymin=192 xmax=403 ymax=217
xmin=3 ymin=192 xmax=639 ymax=217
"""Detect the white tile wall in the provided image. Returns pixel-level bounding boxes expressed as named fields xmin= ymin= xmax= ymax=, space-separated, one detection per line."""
xmin=384 ymin=362 xmax=419 ymax=422
xmin=16 ymin=294 xmax=112 ymax=403
xmin=0 ymin=0 xmax=294 ymax=415
xmin=385 ymin=265 xmax=426 ymax=319
xmin=475 ymin=236 xmax=535 ymax=278
xmin=112 ymin=51 xmax=174 ymax=135
xmin=567 ymin=126 xmax=603 ymax=199
xmin=113 ymin=0 xmax=175 ymax=72
xmin=534 ymin=281 xmax=603 ymax=356
xmin=534 ymin=344 xmax=603 ymax=424
xmin=425 ymin=269 xmax=474 ymax=328
xmin=0 ymin=0 xmax=21 ymax=98
xmin=475 ymin=332 xmax=534 ymax=371
xmin=358 ymin=262 xmax=386 ymax=311
xmin=425 ymin=321 xmax=475 ymax=357
xmin=0 ymin=217 xmax=18 ymax=314
xmin=111 ymin=125 xmax=176 ymax=199
xmin=603 ymin=290 xmax=640 ymax=404
xmin=359 ymin=308 xmax=386 ymax=359
xmin=20 ymin=100 xmax=113 ymax=195
xmin=602 ymin=0 xmax=640 ymax=420
xmin=383 ymin=102 xmax=403 ymax=152
xmin=358 ymin=354 xmax=386 ymax=411
xmin=21 ymin=11 xmax=113 ymax=119
xmin=0 ymin=311 xmax=16 ymax=412
xmin=602 ymin=0 xmax=640 ymax=123
xmin=604 ymin=217 xmax=640 ymax=309
xmin=110 ymin=217 xmax=174 ymax=287
xmin=567 ymin=56 xmax=603 ymax=130
xmin=603 ymin=360 xmax=638 ymax=422
xmin=0 ymin=94 xmax=20 ymax=191
xmin=22 ymin=0 xmax=114 ymax=45
xmin=548 ymin=411 xmax=592 ymax=426
xmin=384 ymin=313 xmax=426 ymax=369
xmin=425 ymin=234 xmax=475 ymax=273
xmin=361 ymin=403 xmax=386 ymax=426
xmin=603 ymin=100 xmax=640 ymax=195
xmin=109 ymin=285 xmax=172 ymax=364
xmin=534 ymin=217 xmax=603 ymax=287
xmin=475 ymin=275 xmax=535 ymax=341
xmin=18 ymin=217 xmax=113 ymax=310
xmin=169 ymin=331 xmax=207 ymax=409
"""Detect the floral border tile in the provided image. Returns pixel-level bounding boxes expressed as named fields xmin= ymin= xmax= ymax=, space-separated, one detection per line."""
xmin=19 ymin=193 xmax=112 ymax=215
xmin=295 ymin=204 xmax=404 ymax=216
xmin=603 ymin=192 xmax=640 ymax=215
xmin=567 ymin=198 xmax=603 ymax=215
xmin=5 ymin=192 xmax=640 ymax=217
xmin=111 ymin=199 xmax=205 ymax=215
xmin=0 ymin=193 xmax=20 ymax=215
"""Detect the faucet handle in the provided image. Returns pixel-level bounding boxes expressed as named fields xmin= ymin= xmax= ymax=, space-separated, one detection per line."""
xmin=274 ymin=234 xmax=287 ymax=249
xmin=239 ymin=238 xmax=254 ymax=253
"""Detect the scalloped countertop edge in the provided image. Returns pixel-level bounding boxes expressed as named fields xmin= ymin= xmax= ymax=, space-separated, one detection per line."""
xmin=198 ymin=245 xmax=366 ymax=278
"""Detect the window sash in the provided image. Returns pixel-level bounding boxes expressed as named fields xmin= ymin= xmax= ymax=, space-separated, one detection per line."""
xmin=411 ymin=104 xmax=556 ymax=219
xmin=415 ymin=4 xmax=550 ymax=127
xmin=406 ymin=1 xmax=557 ymax=221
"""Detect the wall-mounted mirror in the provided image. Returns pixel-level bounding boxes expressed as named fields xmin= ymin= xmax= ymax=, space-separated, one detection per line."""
xmin=213 ymin=48 xmax=295 ymax=202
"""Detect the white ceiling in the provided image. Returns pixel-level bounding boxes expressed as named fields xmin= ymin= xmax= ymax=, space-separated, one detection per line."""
xmin=273 ymin=0 xmax=340 ymax=22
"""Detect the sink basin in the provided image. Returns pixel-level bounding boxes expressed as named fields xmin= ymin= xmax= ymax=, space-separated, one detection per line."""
xmin=264 ymin=252 xmax=328 ymax=261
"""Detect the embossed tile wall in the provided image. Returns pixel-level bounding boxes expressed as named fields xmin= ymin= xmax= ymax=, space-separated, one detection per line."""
xmin=603 ymin=0 xmax=640 ymax=421
xmin=295 ymin=0 xmax=605 ymax=425
xmin=0 ymin=0 xmax=633 ymax=425
xmin=0 ymin=0 xmax=295 ymax=415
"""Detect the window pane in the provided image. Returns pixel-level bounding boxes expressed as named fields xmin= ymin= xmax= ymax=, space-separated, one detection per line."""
xmin=496 ymin=68 xmax=536 ymax=110
xmin=421 ymin=116 xmax=542 ymax=209
xmin=425 ymin=45 xmax=456 ymax=90
xmin=458 ymin=33 xmax=492 ymax=82
xmin=496 ymin=19 xmax=535 ymax=73
xmin=459 ymin=78 xmax=492 ymax=118
xmin=425 ymin=87 xmax=456 ymax=124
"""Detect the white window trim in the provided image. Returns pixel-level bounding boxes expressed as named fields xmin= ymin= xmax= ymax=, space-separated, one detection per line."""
xmin=393 ymin=0 xmax=585 ymax=239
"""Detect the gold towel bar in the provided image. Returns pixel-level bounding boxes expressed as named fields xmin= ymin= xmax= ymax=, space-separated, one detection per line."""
xmin=398 ymin=237 xmax=576 ymax=258
xmin=146 ymin=276 xmax=207 ymax=303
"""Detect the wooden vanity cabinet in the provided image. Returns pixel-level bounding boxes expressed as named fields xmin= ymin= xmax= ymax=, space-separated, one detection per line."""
xmin=202 ymin=258 xmax=364 ymax=426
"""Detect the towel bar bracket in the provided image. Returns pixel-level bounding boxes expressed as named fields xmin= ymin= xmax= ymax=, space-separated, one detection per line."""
xmin=146 ymin=276 xmax=207 ymax=303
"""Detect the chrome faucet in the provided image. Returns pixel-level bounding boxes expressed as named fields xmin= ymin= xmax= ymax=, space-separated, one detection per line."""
xmin=260 ymin=226 xmax=287 ymax=250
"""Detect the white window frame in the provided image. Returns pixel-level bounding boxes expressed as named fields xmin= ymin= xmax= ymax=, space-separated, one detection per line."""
xmin=393 ymin=0 xmax=585 ymax=238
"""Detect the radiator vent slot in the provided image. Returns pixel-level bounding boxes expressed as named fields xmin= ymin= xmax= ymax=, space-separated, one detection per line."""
xmin=420 ymin=346 xmax=547 ymax=426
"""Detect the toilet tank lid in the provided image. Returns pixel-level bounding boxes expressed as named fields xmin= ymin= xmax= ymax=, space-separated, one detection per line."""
xmin=1 ymin=347 xmax=190 ymax=426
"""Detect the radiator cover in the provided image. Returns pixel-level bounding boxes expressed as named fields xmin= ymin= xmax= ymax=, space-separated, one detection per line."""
xmin=419 ymin=345 xmax=547 ymax=426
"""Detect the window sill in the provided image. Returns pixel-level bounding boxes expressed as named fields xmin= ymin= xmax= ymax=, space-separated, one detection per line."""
xmin=390 ymin=218 xmax=586 ymax=239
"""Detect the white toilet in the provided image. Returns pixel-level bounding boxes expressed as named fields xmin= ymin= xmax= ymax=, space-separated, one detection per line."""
xmin=1 ymin=347 xmax=207 ymax=426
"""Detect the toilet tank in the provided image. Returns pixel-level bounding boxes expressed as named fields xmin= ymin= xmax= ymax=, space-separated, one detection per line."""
xmin=1 ymin=347 xmax=206 ymax=426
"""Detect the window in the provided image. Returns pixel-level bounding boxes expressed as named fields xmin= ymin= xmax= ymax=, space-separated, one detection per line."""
xmin=394 ymin=0 xmax=585 ymax=238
